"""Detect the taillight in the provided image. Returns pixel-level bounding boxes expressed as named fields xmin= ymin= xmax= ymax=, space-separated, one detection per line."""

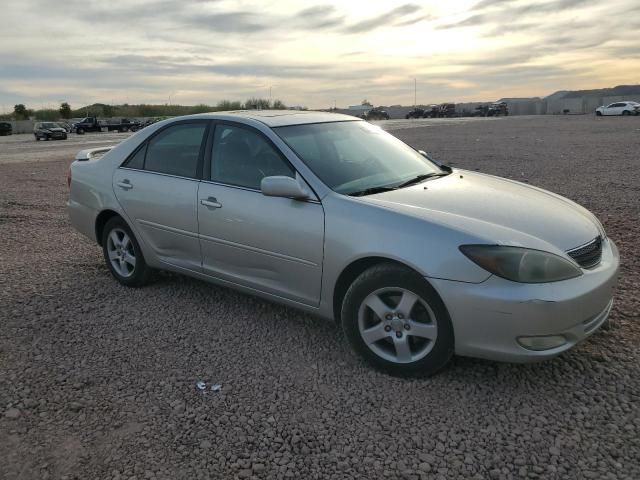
xmin=67 ymin=167 xmax=72 ymax=188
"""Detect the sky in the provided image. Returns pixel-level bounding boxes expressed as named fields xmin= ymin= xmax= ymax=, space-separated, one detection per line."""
xmin=1 ymin=0 xmax=639 ymax=111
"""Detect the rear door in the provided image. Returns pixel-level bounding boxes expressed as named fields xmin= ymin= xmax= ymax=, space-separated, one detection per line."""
xmin=197 ymin=122 xmax=324 ymax=306
xmin=113 ymin=121 xmax=208 ymax=272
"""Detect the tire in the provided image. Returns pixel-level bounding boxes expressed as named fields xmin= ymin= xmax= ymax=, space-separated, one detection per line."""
xmin=101 ymin=216 xmax=151 ymax=287
xmin=341 ymin=263 xmax=454 ymax=376
xmin=596 ymin=111 xmax=602 ymax=116
xmin=35 ymin=135 xmax=40 ymax=141
xmin=622 ymin=110 xmax=631 ymax=116
xmin=77 ymin=128 xmax=84 ymax=134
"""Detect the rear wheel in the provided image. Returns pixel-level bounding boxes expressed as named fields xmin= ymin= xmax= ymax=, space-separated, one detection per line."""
xmin=341 ymin=263 xmax=454 ymax=376
xmin=622 ymin=110 xmax=631 ymax=116
xmin=102 ymin=216 xmax=151 ymax=287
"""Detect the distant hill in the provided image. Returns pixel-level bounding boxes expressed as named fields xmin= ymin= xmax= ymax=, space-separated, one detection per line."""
xmin=545 ymin=85 xmax=640 ymax=100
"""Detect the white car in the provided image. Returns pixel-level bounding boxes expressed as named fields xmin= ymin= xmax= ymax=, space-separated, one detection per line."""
xmin=595 ymin=101 xmax=640 ymax=116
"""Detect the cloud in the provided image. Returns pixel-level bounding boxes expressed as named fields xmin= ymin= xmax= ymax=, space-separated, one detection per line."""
xmin=343 ymin=4 xmax=422 ymax=33
xmin=439 ymin=0 xmax=592 ymax=29
xmin=181 ymin=11 xmax=269 ymax=33
xmin=0 ymin=0 xmax=639 ymax=109
xmin=294 ymin=5 xmax=345 ymax=29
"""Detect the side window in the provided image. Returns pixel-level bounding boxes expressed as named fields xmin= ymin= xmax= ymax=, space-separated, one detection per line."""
xmin=211 ymin=125 xmax=294 ymax=190
xmin=145 ymin=123 xmax=206 ymax=178
xmin=125 ymin=143 xmax=146 ymax=170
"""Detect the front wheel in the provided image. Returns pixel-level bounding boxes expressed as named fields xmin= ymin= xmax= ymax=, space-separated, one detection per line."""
xmin=622 ymin=110 xmax=631 ymax=116
xmin=596 ymin=111 xmax=602 ymax=116
xmin=102 ymin=216 xmax=151 ymax=287
xmin=341 ymin=263 xmax=454 ymax=376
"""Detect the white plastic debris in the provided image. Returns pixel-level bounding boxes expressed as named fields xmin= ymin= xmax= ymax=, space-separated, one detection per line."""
xmin=196 ymin=380 xmax=207 ymax=391
xmin=211 ymin=384 xmax=222 ymax=392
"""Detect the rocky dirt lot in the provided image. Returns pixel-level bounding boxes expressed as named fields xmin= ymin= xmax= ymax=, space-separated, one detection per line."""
xmin=1 ymin=116 xmax=639 ymax=480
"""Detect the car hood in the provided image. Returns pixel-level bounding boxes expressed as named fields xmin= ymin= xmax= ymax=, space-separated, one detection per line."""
xmin=360 ymin=170 xmax=600 ymax=252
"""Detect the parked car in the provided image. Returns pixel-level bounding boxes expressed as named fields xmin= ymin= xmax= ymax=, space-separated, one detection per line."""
xmin=0 ymin=122 xmax=12 ymax=136
xmin=595 ymin=101 xmax=640 ymax=116
xmin=34 ymin=122 xmax=68 ymax=141
xmin=405 ymin=108 xmax=426 ymax=119
xmin=487 ymin=102 xmax=509 ymax=116
xmin=363 ymin=108 xmax=389 ymax=121
xmin=422 ymin=105 xmax=441 ymax=118
xmin=471 ymin=105 xmax=489 ymax=117
xmin=67 ymin=111 xmax=619 ymax=376
xmin=436 ymin=103 xmax=456 ymax=118
xmin=73 ymin=117 xmax=141 ymax=134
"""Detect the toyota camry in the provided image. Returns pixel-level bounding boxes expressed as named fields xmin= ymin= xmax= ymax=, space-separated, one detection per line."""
xmin=67 ymin=111 xmax=619 ymax=375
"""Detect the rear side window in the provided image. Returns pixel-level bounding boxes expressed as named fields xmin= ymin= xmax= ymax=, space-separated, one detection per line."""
xmin=125 ymin=144 xmax=146 ymax=170
xmin=144 ymin=123 xmax=206 ymax=178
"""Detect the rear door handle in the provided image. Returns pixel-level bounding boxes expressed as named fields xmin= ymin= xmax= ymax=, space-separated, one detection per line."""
xmin=200 ymin=197 xmax=222 ymax=209
xmin=117 ymin=180 xmax=133 ymax=190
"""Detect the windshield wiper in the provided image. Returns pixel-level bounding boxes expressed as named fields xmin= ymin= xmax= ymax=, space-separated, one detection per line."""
xmin=395 ymin=172 xmax=450 ymax=189
xmin=348 ymin=185 xmax=397 ymax=197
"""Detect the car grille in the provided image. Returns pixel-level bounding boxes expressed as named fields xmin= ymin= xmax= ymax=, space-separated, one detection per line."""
xmin=567 ymin=236 xmax=602 ymax=269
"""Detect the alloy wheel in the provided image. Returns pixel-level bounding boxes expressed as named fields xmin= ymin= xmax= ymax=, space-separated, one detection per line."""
xmin=358 ymin=287 xmax=438 ymax=364
xmin=106 ymin=228 xmax=137 ymax=278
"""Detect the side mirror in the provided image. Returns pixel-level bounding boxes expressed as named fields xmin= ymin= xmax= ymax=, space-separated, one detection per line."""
xmin=261 ymin=175 xmax=309 ymax=200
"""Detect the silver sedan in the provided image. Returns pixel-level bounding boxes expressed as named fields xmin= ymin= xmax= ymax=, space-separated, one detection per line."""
xmin=67 ymin=111 xmax=619 ymax=375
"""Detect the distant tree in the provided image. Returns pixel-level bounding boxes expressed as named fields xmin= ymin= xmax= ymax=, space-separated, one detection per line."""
xmin=101 ymin=104 xmax=114 ymax=117
xmin=191 ymin=104 xmax=211 ymax=114
xmin=216 ymin=100 xmax=243 ymax=111
xmin=35 ymin=109 xmax=59 ymax=121
xmin=14 ymin=104 xmax=28 ymax=119
xmin=361 ymin=99 xmax=373 ymax=106
xmin=272 ymin=99 xmax=286 ymax=109
xmin=59 ymin=102 xmax=72 ymax=119
xmin=245 ymin=97 xmax=271 ymax=110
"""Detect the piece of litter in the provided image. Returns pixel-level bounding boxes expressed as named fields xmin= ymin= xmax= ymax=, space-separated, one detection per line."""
xmin=211 ymin=384 xmax=222 ymax=392
xmin=196 ymin=381 xmax=206 ymax=391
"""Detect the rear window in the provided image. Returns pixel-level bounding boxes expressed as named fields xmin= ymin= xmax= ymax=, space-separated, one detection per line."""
xmin=143 ymin=123 xmax=206 ymax=178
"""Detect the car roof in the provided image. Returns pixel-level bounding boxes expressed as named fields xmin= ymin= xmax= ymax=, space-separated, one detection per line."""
xmin=183 ymin=110 xmax=361 ymax=127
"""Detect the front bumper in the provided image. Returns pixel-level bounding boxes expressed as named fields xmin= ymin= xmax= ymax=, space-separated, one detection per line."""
xmin=430 ymin=238 xmax=619 ymax=362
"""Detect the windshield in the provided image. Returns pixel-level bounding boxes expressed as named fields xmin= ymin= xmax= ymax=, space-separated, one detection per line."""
xmin=41 ymin=123 xmax=57 ymax=128
xmin=274 ymin=121 xmax=442 ymax=195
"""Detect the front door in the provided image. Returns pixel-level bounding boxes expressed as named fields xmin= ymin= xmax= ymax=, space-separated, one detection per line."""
xmin=113 ymin=121 xmax=208 ymax=271
xmin=197 ymin=123 xmax=324 ymax=306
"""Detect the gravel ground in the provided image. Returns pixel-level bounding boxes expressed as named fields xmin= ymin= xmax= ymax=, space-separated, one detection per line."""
xmin=1 ymin=115 xmax=639 ymax=480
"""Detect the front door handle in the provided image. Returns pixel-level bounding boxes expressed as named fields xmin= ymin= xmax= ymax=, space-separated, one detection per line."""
xmin=200 ymin=197 xmax=222 ymax=209
xmin=117 ymin=180 xmax=133 ymax=190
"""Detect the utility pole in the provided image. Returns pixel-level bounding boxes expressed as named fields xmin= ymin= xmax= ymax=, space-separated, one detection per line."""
xmin=414 ymin=78 xmax=417 ymax=108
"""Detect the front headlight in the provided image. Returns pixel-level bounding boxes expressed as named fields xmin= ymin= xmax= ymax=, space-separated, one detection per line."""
xmin=459 ymin=245 xmax=582 ymax=283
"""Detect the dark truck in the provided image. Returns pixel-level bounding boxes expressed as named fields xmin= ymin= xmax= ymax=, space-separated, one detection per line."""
xmin=72 ymin=117 xmax=141 ymax=134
